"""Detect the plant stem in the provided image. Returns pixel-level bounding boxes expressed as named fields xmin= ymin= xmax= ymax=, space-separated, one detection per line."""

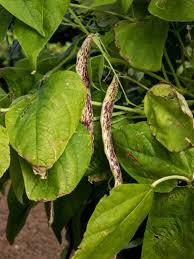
xmin=175 ymin=87 xmax=194 ymax=98
xmin=167 ymin=71 xmax=194 ymax=83
xmin=93 ymin=34 xmax=135 ymax=106
xmin=164 ymin=48 xmax=181 ymax=88
xmin=171 ymin=23 xmax=187 ymax=70
xmin=143 ymin=70 xmax=169 ymax=83
xmin=69 ymin=3 xmax=136 ymax=22
xmin=151 ymin=175 xmax=190 ymax=188
xmin=67 ymin=9 xmax=136 ymax=106
xmin=0 ymin=108 xmax=9 ymax=112
xmin=118 ymin=74 xmax=149 ymax=91
xmin=161 ymin=63 xmax=169 ymax=82
xmin=93 ymin=111 xmax=127 ymax=121
xmin=69 ymin=8 xmax=89 ymax=35
xmin=92 ymin=101 xmax=144 ymax=114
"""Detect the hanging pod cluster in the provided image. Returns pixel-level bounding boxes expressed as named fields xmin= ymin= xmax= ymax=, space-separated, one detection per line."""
xmin=72 ymin=36 xmax=194 ymax=259
xmin=0 ymin=32 xmax=194 ymax=258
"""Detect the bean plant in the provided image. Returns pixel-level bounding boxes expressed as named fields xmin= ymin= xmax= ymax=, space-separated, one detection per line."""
xmin=0 ymin=0 xmax=194 ymax=258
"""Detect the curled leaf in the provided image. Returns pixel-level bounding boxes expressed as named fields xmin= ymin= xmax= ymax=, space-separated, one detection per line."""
xmin=144 ymin=84 xmax=194 ymax=152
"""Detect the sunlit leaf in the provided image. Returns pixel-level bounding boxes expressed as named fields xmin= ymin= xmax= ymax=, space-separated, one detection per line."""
xmin=144 ymin=84 xmax=194 ymax=152
xmin=20 ymin=124 xmax=92 ymax=201
xmin=73 ymin=184 xmax=153 ymax=259
xmin=112 ymin=121 xmax=194 ymax=192
xmin=115 ymin=17 xmax=168 ymax=71
xmin=149 ymin=0 xmax=194 ymax=22
xmin=6 ymin=71 xmax=86 ymax=175
xmin=0 ymin=126 xmax=10 ymax=178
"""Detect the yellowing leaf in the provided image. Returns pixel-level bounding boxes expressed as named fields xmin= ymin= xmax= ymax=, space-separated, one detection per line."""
xmin=6 ymin=71 xmax=86 ymax=175
xmin=20 ymin=124 xmax=92 ymax=201
xmin=0 ymin=126 xmax=10 ymax=177
xmin=144 ymin=84 xmax=194 ymax=152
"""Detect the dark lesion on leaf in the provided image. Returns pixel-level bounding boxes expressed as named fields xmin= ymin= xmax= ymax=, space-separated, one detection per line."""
xmin=154 ymin=234 xmax=160 ymax=240
xmin=127 ymin=151 xmax=139 ymax=164
xmin=32 ymin=165 xmax=47 ymax=180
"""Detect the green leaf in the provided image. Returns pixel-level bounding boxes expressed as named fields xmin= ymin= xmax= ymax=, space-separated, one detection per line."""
xmin=51 ymin=179 xmax=92 ymax=243
xmin=0 ymin=0 xmax=45 ymax=35
xmin=0 ymin=87 xmax=10 ymax=108
xmin=142 ymin=188 xmax=194 ymax=259
xmin=81 ymin=0 xmax=117 ymax=7
xmin=0 ymin=67 xmax=41 ymax=98
xmin=20 ymin=124 xmax=92 ymax=201
xmin=5 ymin=71 xmax=86 ymax=174
xmin=149 ymin=0 xmax=194 ymax=22
xmin=14 ymin=0 xmax=70 ymax=69
xmin=144 ymin=84 xmax=194 ymax=152
xmin=0 ymin=171 xmax=9 ymax=194
xmin=115 ymin=17 xmax=168 ymax=71
xmin=0 ymin=86 xmax=10 ymax=125
xmin=6 ymin=186 xmax=35 ymax=244
xmin=73 ymin=184 xmax=153 ymax=259
xmin=121 ymin=0 xmax=133 ymax=14
xmin=0 ymin=6 xmax=12 ymax=42
xmin=0 ymin=126 xmax=10 ymax=178
xmin=9 ymin=149 xmax=24 ymax=204
xmin=112 ymin=121 xmax=194 ymax=192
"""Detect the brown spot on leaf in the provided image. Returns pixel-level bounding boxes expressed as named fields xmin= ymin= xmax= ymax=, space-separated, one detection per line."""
xmin=32 ymin=166 xmax=47 ymax=179
xmin=127 ymin=151 xmax=139 ymax=164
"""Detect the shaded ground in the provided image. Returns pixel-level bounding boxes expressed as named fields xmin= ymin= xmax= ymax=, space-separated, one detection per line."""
xmin=0 ymin=195 xmax=62 ymax=259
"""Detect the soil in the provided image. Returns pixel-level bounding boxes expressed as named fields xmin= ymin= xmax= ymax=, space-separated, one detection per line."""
xmin=0 ymin=195 xmax=62 ymax=259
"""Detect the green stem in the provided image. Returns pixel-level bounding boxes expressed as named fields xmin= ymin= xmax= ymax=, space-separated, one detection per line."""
xmin=161 ymin=63 xmax=169 ymax=82
xmin=44 ymin=40 xmax=79 ymax=79
xmin=167 ymin=71 xmax=194 ymax=83
xmin=93 ymin=111 xmax=127 ymax=121
xmin=0 ymin=108 xmax=9 ymax=112
xmin=143 ymin=70 xmax=169 ymax=83
xmin=92 ymin=101 xmax=144 ymax=114
xmin=151 ymin=175 xmax=190 ymax=188
xmin=69 ymin=3 xmax=136 ymax=22
xmin=164 ymin=48 xmax=181 ymax=88
xmin=128 ymin=115 xmax=146 ymax=119
xmin=68 ymin=9 xmax=136 ymax=106
xmin=69 ymin=8 xmax=89 ymax=35
xmin=93 ymin=35 xmax=135 ymax=106
xmin=118 ymin=74 xmax=149 ymax=91
xmin=171 ymin=23 xmax=187 ymax=67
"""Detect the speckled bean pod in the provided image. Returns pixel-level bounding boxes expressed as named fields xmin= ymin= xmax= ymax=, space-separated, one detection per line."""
xmin=100 ymin=76 xmax=123 ymax=187
xmin=76 ymin=34 xmax=94 ymax=142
